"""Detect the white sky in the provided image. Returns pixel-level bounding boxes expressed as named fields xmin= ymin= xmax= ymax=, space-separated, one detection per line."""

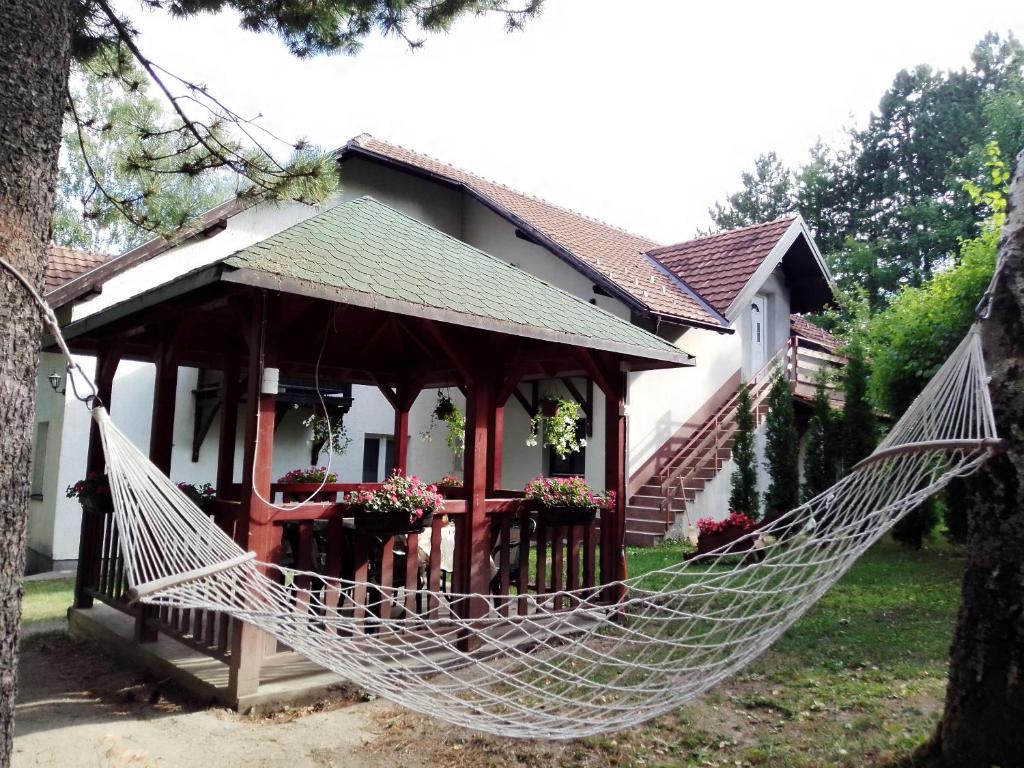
xmin=124 ymin=0 xmax=1022 ymax=243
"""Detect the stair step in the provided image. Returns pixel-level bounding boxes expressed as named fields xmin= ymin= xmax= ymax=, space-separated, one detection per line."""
xmin=625 ymin=517 xmax=672 ymax=534
xmin=624 ymin=530 xmax=664 ymax=548
xmin=628 ymin=494 xmax=666 ymax=509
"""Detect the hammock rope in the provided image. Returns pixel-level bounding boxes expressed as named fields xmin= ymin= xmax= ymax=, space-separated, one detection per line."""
xmin=1 ymin=254 xmax=1006 ymax=740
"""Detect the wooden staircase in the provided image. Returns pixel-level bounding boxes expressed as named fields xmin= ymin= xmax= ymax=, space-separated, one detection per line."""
xmin=624 ymin=345 xmax=785 ymax=547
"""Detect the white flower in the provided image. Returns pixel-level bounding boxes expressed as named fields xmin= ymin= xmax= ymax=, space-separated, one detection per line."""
xmin=525 ymin=437 xmax=538 ymax=447
xmin=579 ymin=439 xmax=587 ymax=448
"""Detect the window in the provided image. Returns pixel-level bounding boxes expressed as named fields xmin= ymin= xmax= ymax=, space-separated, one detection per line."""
xmin=361 ymin=435 xmax=396 ymax=482
xmin=30 ymin=422 xmax=48 ymax=499
xmin=547 ymin=419 xmax=587 ymax=477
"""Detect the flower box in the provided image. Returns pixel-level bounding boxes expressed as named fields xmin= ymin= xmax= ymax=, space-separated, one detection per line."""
xmin=696 ymin=528 xmax=756 ymax=556
xmin=537 ymin=505 xmax=598 ymax=526
xmin=353 ymin=508 xmax=433 ymax=536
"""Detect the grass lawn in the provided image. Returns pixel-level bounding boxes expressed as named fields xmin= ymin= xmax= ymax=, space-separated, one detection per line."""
xmin=374 ymin=536 xmax=964 ymax=767
xmin=18 ymin=538 xmax=963 ymax=766
xmin=20 ymin=578 xmax=74 ymax=630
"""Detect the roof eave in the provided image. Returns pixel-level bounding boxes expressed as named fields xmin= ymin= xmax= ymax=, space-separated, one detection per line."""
xmin=221 ymin=267 xmax=694 ymax=368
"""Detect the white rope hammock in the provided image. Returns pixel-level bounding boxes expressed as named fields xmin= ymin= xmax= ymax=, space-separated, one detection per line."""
xmin=89 ymin=327 xmax=1002 ymax=740
xmin=1 ymin=249 xmax=1003 ymax=741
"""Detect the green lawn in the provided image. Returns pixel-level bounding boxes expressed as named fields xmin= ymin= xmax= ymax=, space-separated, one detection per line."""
xmin=20 ymin=540 xmax=963 ymax=765
xmin=20 ymin=578 xmax=74 ymax=629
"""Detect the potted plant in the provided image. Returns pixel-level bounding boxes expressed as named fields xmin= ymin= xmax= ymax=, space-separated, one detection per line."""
xmin=420 ymin=391 xmax=466 ymax=457
xmin=303 ymin=405 xmax=352 ymax=463
xmin=695 ymin=511 xmax=757 ymax=556
xmin=277 ymin=467 xmax=339 ymax=502
xmin=347 ymin=470 xmax=444 ymax=536
xmin=176 ymin=481 xmax=216 ymax=511
xmin=66 ymin=472 xmax=113 ymax=514
xmin=436 ymin=474 xmax=463 ymax=489
xmin=523 ymin=475 xmax=614 ymax=526
xmin=527 ymin=396 xmax=585 ymax=458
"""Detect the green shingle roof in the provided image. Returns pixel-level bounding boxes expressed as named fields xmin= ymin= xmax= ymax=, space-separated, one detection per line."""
xmin=223 ymin=196 xmax=691 ymax=364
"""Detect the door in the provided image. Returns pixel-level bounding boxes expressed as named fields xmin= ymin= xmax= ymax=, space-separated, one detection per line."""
xmin=750 ymin=295 xmax=767 ymax=373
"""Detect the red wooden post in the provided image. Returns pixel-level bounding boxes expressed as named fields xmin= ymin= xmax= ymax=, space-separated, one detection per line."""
xmin=135 ymin=335 xmax=178 ymax=643
xmin=601 ymin=364 xmax=628 ymax=602
xmin=455 ymin=368 xmax=494 ymax=650
xmin=487 ymin=403 xmax=504 ymax=493
xmin=74 ymin=346 xmax=120 ymax=609
xmin=216 ymin=348 xmax=240 ymax=501
xmin=229 ymin=291 xmax=280 ymax=701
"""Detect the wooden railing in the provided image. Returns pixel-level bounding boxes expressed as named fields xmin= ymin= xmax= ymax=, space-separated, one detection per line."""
xmin=655 ymin=336 xmax=845 ymax=525
xmin=78 ymin=481 xmax=608 ymax=658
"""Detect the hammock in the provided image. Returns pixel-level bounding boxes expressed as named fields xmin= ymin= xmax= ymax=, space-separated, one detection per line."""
xmin=92 ymin=328 xmax=1001 ymax=740
xmin=2 ymin=254 xmax=1003 ymax=741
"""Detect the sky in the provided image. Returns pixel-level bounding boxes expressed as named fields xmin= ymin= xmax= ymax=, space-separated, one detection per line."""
xmin=123 ymin=0 xmax=1023 ymax=244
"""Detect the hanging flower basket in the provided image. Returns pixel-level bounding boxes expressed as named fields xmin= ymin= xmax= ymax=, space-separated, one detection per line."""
xmin=66 ymin=473 xmax=114 ymax=514
xmin=539 ymin=399 xmax=559 ymax=418
xmin=348 ymin=470 xmax=444 ymax=538
xmin=524 ymin=476 xmax=613 ymax=527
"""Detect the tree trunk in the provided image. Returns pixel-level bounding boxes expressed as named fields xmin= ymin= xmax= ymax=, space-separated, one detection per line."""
xmin=915 ymin=154 xmax=1024 ymax=765
xmin=0 ymin=3 xmax=72 ymax=765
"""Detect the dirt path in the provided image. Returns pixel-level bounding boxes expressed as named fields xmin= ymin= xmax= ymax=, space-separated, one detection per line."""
xmin=12 ymin=634 xmax=402 ymax=768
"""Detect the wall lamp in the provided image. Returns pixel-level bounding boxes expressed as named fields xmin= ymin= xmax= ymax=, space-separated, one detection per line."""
xmin=47 ymin=372 xmax=65 ymax=395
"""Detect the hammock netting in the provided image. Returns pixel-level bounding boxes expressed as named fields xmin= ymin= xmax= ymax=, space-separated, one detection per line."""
xmin=89 ymin=327 xmax=1002 ymax=740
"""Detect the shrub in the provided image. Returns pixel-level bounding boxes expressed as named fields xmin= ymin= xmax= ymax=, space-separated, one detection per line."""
xmin=729 ymin=384 xmax=759 ymax=519
xmin=763 ymin=367 xmax=799 ymax=517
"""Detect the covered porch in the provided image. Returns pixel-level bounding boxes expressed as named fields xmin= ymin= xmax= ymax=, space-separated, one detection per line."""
xmin=57 ymin=196 xmax=691 ymax=708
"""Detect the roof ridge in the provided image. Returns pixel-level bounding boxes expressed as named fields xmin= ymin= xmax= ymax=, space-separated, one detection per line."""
xmin=650 ymin=214 xmax=799 ymax=253
xmin=349 ymin=133 xmax=660 ymax=246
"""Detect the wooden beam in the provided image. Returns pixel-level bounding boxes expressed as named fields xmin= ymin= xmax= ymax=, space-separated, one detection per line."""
xmin=455 ymin=368 xmax=495 ymax=650
xmin=230 ymin=290 xmax=280 ymax=700
xmin=216 ymin=349 xmax=240 ymax=498
xmin=74 ymin=344 xmax=122 ymax=610
xmin=601 ymin=365 xmax=628 ymax=603
xmin=576 ymin=347 xmax=615 ymax=401
xmin=418 ymin=319 xmax=472 ymax=383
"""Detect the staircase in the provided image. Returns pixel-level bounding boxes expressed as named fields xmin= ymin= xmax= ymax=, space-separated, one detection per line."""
xmin=624 ymin=344 xmax=786 ymax=547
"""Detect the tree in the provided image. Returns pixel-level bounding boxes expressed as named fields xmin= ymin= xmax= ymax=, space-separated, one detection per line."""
xmin=762 ymin=368 xmax=799 ymax=518
xmin=839 ymin=343 xmax=876 ymax=471
xmin=728 ymin=383 xmax=759 ymax=518
xmin=866 ymin=142 xmax=1006 ymax=416
xmin=801 ymin=370 xmax=839 ymax=502
xmin=53 ymin=56 xmax=234 ymax=252
xmin=0 ymin=2 xmax=541 ymax=765
xmin=707 ymin=152 xmax=795 ymax=232
xmin=912 ymin=151 xmax=1024 ymax=768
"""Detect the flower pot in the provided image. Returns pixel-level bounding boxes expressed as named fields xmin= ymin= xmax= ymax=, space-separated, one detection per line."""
xmin=81 ymin=495 xmax=115 ymax=515
xmin=538 ymin=505 xmax=597 ymax=526
xmin=696 ymin=528 xmax=755 ymax=556
xmin=353 ymin=508 xmax=433 ymax=536
xmin=540 ymin=401 xmax=559 ymax=418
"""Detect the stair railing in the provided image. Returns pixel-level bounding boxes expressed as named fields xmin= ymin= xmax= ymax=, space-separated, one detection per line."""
xmin=656 ymin=338 xmax=796 ymax=523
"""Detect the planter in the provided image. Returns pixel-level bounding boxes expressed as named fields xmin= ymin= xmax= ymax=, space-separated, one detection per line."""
xmin=353 ymin=508 xmax=433 ymax=536
xmin=696 ymin=528 xmax=756 ymax=557
xmin=81 ymin=495 xmax=115 ymax=515
xmin=538 ymin=505 xmax=597 ymax=526
xmin=539 ymin=400 xmax=559 ymax=418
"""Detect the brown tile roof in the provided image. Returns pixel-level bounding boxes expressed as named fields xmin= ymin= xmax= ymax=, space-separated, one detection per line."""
xmin=790 ymin=314 xmax=842 ymax=353
xmin=344 ymin=135 xmax=725 ymax=328
xmin=45 ymin=245 xmax=109 ymax=292
xmin=645 ymin=217 xmax=799 ymax=316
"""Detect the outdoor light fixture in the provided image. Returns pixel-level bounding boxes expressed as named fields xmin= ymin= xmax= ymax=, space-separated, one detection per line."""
xmin=48 ymin=372 xmax=65 ymax=395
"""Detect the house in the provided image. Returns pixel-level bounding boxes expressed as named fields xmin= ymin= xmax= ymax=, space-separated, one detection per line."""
xmin=28 ymin=134 xmax=838 ymax=574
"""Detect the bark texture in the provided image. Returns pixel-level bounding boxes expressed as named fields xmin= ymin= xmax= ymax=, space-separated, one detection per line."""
xmin=916 ymin=155 xmax=1024 ymax=766
xmin=0 ymin=2 xmax=72 ymax=765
